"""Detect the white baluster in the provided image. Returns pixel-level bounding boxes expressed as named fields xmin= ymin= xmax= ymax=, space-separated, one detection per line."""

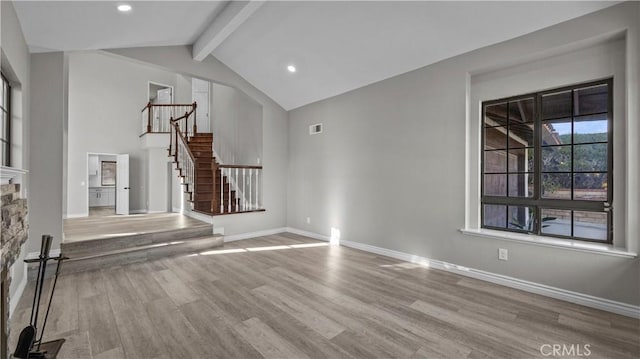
xmin=256 ymin=170 xmax=260 ymax=209
xmin=227 ymin=168 xmax=231 ymax=213
xmin=242 ymin=168 xmax=246 ymax=211
xmin=219 ymin=168 xmax=224 ymax=213
xmin=235 ymin=168 xmax=239 ymax=212
xmin=249 ymin=169 xmax=253 ymax=210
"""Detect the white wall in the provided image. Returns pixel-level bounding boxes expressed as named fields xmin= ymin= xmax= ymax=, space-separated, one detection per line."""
xmin=146 ymin=148 xmax=170 ymax=213
xmin=287 ymin=3 xmax=639 ymax=306
xmin=175 ymin=74 xmax=192 ymax=104
xmin=108 ymin=45 xmax=288 ymax=236
xmin=29 ymin=53 xmax=65 ymax=254
xmin=211 ymin=82 xmax=262 ymax=165
xmin=67 ymin=51 xmax=178 ymax=217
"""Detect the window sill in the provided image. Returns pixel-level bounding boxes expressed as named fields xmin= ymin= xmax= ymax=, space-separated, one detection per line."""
xmin=459 ymin=228 xmax=637 ymax=258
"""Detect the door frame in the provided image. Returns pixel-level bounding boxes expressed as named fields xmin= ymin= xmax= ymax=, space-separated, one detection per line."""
xmin=86 ymin=152 xmax=119 ymax=216
xmin=191 ymin=77 xmax=211 ymax=133
xmin=148 ymin=81 xmax=174 ymax=104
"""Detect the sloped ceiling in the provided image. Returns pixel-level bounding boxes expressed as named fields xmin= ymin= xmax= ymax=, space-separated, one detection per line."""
xmin=12 ymin=1 xmax=619 ymax=110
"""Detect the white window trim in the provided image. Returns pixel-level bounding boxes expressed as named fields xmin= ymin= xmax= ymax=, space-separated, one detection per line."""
xmin=460 ymin=228 xmax=636 ymax=258
xmin=463 ymin=37 xmax=637 ymax=257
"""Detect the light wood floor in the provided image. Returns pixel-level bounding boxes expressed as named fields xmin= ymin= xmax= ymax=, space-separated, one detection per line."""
xmin=10 ymin=233 xmax=639 ymax=359
xmin=63 ymin=213 xmax=209 ymax=243
xmin=88 ymin=207 xmax=116 ymax=217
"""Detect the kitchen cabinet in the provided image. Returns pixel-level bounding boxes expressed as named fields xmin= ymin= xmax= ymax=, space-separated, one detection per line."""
xmin=89 ymin=188 xmax=115 ymax=207
xmin=88 ymin=155 xmax=99 ymax=175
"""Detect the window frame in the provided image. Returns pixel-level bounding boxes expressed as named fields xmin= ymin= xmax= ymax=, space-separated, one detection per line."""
xmin=480 ymin=78 xmax=613 ymax=244
xmin=1 ymin=72 xmax=11 ymax=167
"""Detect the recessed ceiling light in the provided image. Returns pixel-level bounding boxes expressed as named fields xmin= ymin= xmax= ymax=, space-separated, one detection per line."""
xmin=117 ymin=4 xmax=132 ymax=12
xmin=287 ymin=65 xmax=296 ymax=73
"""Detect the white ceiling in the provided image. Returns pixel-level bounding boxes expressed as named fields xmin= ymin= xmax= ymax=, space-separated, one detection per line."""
xmin=12 ymin=1 xmax=228 ymax=52
xmin=12 ymin=1 xmax=618 ymax=110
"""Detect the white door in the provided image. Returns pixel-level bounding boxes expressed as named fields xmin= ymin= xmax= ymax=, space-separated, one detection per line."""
xmin=156 ymin=88 xmax=173 ymax=132
xmin=193 ymin=91 xmax=209 ymax=133
xmin=116 ymin=154 xmax=130 ymax=215
xmin=192 ymin=78 xmax=210 ymax=132
xmin=156 ymin=88 xmax=172 ymax=104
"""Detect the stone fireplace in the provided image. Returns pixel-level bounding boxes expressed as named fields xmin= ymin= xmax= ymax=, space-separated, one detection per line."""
xmin=1 ymin=181 xmax=29 ymax=359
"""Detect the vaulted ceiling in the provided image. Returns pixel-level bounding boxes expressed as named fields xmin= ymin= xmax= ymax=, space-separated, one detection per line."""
xmin=13 ymin=1 xmax=618 ymax=110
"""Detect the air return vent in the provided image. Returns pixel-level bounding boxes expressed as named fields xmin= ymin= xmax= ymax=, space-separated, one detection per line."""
xmin=309 ymin=123 xmax=323 ymax=135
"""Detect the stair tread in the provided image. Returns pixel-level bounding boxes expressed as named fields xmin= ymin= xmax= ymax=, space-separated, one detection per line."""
xmin=66 ymin=235 xmax=223 ymax=261
xmin=62 ymin=224 xmax=212 ymax=253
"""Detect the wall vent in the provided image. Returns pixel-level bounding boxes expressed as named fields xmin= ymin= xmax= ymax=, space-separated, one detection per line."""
xmin=309 ymin=123 xmax=323 ymax=135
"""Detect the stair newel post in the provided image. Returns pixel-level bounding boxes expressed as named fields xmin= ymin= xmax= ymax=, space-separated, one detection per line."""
xmin=169 ymin=117 xmax=174 ymax=157
xmin=183 ymin=113 xmax=187 ymax=139
xmin=146 ymin=102 xmax=152 ymax=133
xmin=169 ymin=123 xmax=172 ymax=156
xmin=192 ymin=102 xmax=198 ymax=136
xmin=184 ymin=111 xmax=190 ymax=139
xmin=211 ymin=160 xmax=218 ymax=214
xmin=174 ymin=121 xmax=179 ymax=163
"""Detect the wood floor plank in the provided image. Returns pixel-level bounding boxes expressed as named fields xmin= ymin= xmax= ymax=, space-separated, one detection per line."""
xmin=9 ymin=232 xmax=639 ymax=359
xmin=112 ymin=303 xmax=167 ymax=359
xmin=122 ymin=262 xmax=169 ymax=304
xmin=102 ymin=268 xmax=140 ymax=313
xmin=179 ymin=299 xmax=263 ymax=359
xmin=53 ymin=331 xmax=92 ymax=359
xmin=234 ymin=317 xmax=311 ymax=359
xmin=78 ymin=295 xmax=121 ymax=356
xmin=151 ymin=269 xmax=200 ymax=306
xmin=93 ymin=346 xmax=125 ymax=359
xmin=202 ymin=277 xmax=357 ymax=359
xmin=41 ymin=275 xmax=79 ymax=338
xmin=145 ymin=297 xmax=207 ymax=359
xmin=75 ymin=270 xmax=107 ymax=299
xmin=252 ymin=284 xmax=346 ymax=340
xmin=410 ymin=299 xmax=547 ymax=357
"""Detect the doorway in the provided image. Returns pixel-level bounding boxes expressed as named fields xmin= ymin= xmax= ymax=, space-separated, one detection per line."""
xmin=192 ymin=78 xmax=210 ymax=133
xmin=86 ymin=153 xmax=129 ymax=216
xmin=148 ymin=82 xmax=173 ymax=105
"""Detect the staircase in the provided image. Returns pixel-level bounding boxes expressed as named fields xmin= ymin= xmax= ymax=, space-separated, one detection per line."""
xmin=187 ymin=133 xmax=238 ymax=215
xmin=144 ymin=101 xmax=264 ymax=216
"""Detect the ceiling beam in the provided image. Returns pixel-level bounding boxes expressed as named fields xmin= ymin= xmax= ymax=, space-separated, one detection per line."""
xmin=192 ymin=0 xmax=265 ymax=61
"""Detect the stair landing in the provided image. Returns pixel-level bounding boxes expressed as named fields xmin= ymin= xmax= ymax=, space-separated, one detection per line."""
xmin=52 ymin=212 xmax=223 ymax=274
xmin=63 ymin=212 xmax=208 ymax=243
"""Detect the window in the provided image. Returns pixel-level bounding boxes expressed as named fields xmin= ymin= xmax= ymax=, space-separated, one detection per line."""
xmin=0 ymin=73 xmax=10 ymax=166
xmin=101 ymin=161 xmax=117 ymax=186
xmin=482 ymin=79 xmax=612 ymax=243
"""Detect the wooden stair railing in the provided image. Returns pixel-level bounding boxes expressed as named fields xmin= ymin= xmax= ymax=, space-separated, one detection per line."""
xmin=150 ymin=102 xmax=263 ymax=215
xmin=141 ymin=102 xmax=197 ymax=135
xmin=215 ymin=164 xmax=263 ymax=214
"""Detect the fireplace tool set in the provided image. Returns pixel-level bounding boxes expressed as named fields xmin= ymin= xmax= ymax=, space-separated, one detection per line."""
xmin=13 ymin=235 xmax=68 ymax=359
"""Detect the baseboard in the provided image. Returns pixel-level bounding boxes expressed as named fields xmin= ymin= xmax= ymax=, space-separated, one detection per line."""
xmin=182 ymin=209 xmax=213 ymax=224
xmin=9 ymin=263 xmax=27 ymax=317
xmin=129 ymin=209 xmax=147 ymax=214
xmin=285 ymin=227 xmax=331 ymax=241
xmin=64 ymin=213 xmax=88 ymax=219
xmin=224 ymin=227 xmax=287 ymax=242
xmin=26 ymin=249 xmax=62 ymax=260
xmin=284 ymin=227 xmax=640 ymax=319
